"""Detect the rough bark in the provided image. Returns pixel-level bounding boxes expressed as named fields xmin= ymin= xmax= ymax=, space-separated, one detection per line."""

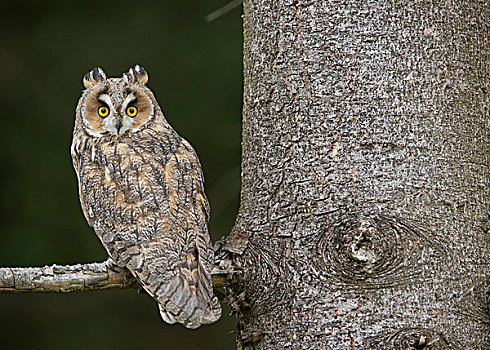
xmin=220 ymin=0 xmax=489 ymax=349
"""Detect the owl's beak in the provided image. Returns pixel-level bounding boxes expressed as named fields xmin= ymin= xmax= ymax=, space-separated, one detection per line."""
xmin=115 ymin=116 xmax=123 ymax=134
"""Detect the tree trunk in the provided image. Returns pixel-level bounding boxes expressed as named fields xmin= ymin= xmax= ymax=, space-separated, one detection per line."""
xmin=221 ymin=0 xmax=489 ymax=348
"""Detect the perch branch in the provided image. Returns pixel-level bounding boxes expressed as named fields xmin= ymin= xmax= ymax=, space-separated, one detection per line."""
xmin=0 ymin=261 xmax=235 ymax=294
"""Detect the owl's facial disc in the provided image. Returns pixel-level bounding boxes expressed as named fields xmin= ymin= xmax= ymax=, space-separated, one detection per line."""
xmin=97 ymin=93 xmax=135 ymax=135
xmin=81 ymin=81 xmax=154 ymax=137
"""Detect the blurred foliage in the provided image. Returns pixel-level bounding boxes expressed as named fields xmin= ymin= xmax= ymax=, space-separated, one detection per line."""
xmin=0 ymin=0 xmax=242 ymax=349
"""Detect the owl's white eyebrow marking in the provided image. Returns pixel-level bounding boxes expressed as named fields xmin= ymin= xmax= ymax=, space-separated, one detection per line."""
xmin=123 ymin=92 xmax=137 ymax=106
xmin=121 ymin=92 xmax=137 ymax=112
xmin=98 ymin=94 xmax=113 ymax=108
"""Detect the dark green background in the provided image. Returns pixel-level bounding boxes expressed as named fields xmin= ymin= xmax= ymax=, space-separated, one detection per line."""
xmin=0 ymin=1 xmax=242 ymax=349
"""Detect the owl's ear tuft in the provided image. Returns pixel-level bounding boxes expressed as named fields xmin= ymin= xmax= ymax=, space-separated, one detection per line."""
xmin=83 ymin=67 xmax=107 ymax=88
xmin=123 ymin=65 xmax=149 ymax=85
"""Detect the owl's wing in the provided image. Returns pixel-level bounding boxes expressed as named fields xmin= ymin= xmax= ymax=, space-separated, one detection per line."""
xmin=74 ymin=129 xmax=221 ymax=328
xmin=71 ymin=134 xmax=94 ymax=227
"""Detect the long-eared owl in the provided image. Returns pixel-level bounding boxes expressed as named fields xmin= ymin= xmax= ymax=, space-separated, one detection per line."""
xmin=71 ymin=65 xmax=221 ymax=328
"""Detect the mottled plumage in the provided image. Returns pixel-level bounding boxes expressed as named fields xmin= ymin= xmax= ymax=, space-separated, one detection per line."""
xmin=71 ymin=66 xmax=221 ymax=328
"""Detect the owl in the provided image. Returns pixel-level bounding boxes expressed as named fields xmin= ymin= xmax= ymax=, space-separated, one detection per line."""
xmin=71 ymin=65 xmax=221 ymax=328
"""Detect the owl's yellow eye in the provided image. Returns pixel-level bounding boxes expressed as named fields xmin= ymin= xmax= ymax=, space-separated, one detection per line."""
xmin=126 ymin=105 xmax=138 ymax=117
xmin=98 ymin=106 xmax=109 ymax=118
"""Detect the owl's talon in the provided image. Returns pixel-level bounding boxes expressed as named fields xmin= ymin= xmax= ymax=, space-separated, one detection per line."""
xmin=105 ymin=258 xmax=122 ymax=273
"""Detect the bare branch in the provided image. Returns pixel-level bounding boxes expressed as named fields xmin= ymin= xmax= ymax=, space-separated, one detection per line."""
xmin=205 ymin=0 xmax=242 ymax=22
xmin=0 ymin=261 xmax=235 ymax=294
xmin=0 ymin=262 xmax=138 ymax=293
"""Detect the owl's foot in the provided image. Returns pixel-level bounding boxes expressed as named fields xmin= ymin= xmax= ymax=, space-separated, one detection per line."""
xmin=105 ymin=258 xmax=123 ymax=273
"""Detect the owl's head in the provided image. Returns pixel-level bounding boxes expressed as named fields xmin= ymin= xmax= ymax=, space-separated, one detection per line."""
xmin=77 ymin=65 xmax=157 ymax=137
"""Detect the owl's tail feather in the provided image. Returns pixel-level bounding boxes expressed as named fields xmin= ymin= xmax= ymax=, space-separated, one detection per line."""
xmin=157 ymin=249 xmax=221 ymax=329
xmin=132 ymin=249 xmax=221 ymax=329
xmin=158 ymin=292 xmax=221 ymax=329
